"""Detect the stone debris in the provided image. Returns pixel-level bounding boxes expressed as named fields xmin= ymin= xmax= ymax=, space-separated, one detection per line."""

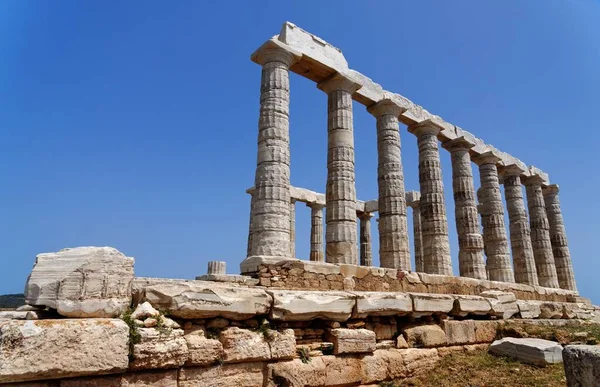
xmin=24 ymin=246 xmax=134 ymax=318
xmin=563 ymin=345 xmax=600 ymax=387
xmin=489 ymin=337 xmax=563 ymax=366
xmin=0 ymin=319 xmax=129 ymax=383
xmin=327 ymin=328 xmax=376 ymax=354
xmin=131 ymin=301 xmax=160 ymax=320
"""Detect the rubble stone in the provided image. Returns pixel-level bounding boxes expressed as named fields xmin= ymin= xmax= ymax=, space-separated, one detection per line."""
xmin=129 ymin=328 xmax=189 ymax=370
xmin=403 ymin=324 xmax=447 ymax=348
xmin=327 ymin=328 xmax=376 ymax=354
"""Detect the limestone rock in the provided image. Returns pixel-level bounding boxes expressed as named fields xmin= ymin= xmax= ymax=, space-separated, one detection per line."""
xmin=0 ymin=319 xmax=128 ymax=383
xmin=131 ymin=302 xmax=159 ymax=320
xmin=61 ymin=370 xmax=179 ymax=387
xmin=0 ymin=311 xmax=29 ymax=320
xmin=474 ymin=320 xmax=499 ymax=343
xmin=130 ymin=328 xmax=189 ymax=370
xmin=268 ymin=328 xmax=296 ymax=360
xmin=517 ymin=300 xmax=542 ymax=319
xmin=179 ymin=362 xmax=264 ymax=387
xmin=327 ymin=328 xmax=376 ymax=354
xmin=403 ymin=324 xmax=447 ymax=348
xmin=352 ymin=291 xmax=412 ymax=318
xmin=24 ymin=247 xmax=134 ymax=318
xmin=220 ymin=327 xmax=270 ymax=363
xmin=442 ymin=320 xmax=476 ymax=345
xmin=489 ymin=337 xmax=563 ymax=366
xmin=401 ymin=348 xmax=440 ymax=376
xmin=268 ymin=290 xmax=355 ymax=321
xmin=396 ymin=335 xmax=409 ymax=348
xmin=451 ymin=295 xmax=492 ymax=317
xmin=268 ymin=357 xmax=326 ymax=387
xmin=143 ymin=281 xmax=272 ymax=320
xmin=411 ymin=293 xmax=454 ymax=317
xmin=480 ymin=291 xmax=519 ymax=319
xmin=322 ymin=356 xmax=363 ymax=386
xmin=184 ymin=330 xmax=223 ymax=366
xmin=539 ymin=302 xmax=564 ymax=319
xmin=563 ymin=345 xmax=600 ymax=387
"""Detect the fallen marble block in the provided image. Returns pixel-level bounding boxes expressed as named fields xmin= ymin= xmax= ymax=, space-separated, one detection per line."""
xmin=489 ymin=337 xmax=563 ymax=366
xmin=268 ymin=290 xmax=355 ymax=321
xmin=563 ymin=345 xmax=600 ymax=387
xmin=24 ymin=246 xmax=134 ymax=318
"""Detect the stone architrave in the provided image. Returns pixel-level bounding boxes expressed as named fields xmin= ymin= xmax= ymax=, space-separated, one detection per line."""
xmin=407 ymin=120 xmax=452 ymax=275
xmin=247 ymin=40 xmax=300 ymax=258
xmin=498 ymin=165 xmax=539 ymax=286
xmin=290 ymin=199 xmax=297 ymax=258
xmin=543 ymin=184 xmax=577 ymax=291
xmin=317 ymin=72 xmax=361 ymax=265
xmin=367 ymin=98 xmax=410 ymax=270
xmin=358 ymin=212 xmax=373 ymax=266
xmin=523 ymin=172 xmax=560 ymax=288
xmin=406 ymin=191 xmax=424 ymax=273
xmin=473 ymin=151 xmax=514 ymax=283
xmin=442 ymin=137 xmax=486 ymax=280
xmin=307 ymin=203 xmax=325 ymax=262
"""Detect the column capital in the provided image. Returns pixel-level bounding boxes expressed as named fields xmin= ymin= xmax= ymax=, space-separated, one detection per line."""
xmin=367 ymin=98 xmax=407 ymax=118
xmin=246 ymin=186 xmax=255 ymax=195
xmin=306 ymin=202 xmax=326 ymax=211
xmin=472 ymin=149 xmax=503 ymax=166
xmin=405 ymin=191 xmax=421 ymax=208
xmin=317 ymin=72 xmax=362 ymax=94
xmin=441 ymin=136 xmax=476 ymax=152
xmin=522 ymin=166 xmax=550 ymax=186
xmin=407 ymin=119 xmax=444 ymax=136
xmin=357 ymin=211 xmax=374 ymax=220
xmin=498 ymin=164 xmax=527 ymax=179
xmin=251 ymin=38 xmax=301 ymax=67
xmin=542 ymin=184 xmax=560 ymax=195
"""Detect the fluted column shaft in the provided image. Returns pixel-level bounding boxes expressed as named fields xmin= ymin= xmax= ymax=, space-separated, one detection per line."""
xmin=443 ymin=140 xmax=486 ymax=279
xmin=475 ymin=155 xmax=514 ymax=282
xmin=289 ymin=199 xmax=296 ymax=258
xmin=408 ymin=200 xmax=424 ymax=273
xmin=409 ymin=123 xmax=452 ymax=275
xmin=248 ymin=48 xmax=297 ymax=257
xmin=359 ymin=213 xmax=373 ymax=266
xmin=308 ymin=203 xmax=325 ymax=262
xmin=318 ymin=74 xmax=360 ymax=265
xmin=367 ymin=100 xmax=410 ymax=270
xmin=501 ymin=172 xmax=539 ymax=286
xmin=543 ymin=185 xmax=576 ymax=291
xmin=524 ymin=179 xmax=560 ymax=288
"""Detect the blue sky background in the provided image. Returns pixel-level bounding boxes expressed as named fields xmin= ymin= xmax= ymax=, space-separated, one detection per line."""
xmin=1 ymin=1 xmax=599 ymax=303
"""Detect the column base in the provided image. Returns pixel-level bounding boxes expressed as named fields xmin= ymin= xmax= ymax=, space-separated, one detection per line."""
xmin=240 ymin=255 xmax=300 ymax=275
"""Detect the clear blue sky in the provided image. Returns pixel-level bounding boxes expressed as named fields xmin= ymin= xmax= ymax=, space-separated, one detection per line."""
xmin=1 ymin=1 xmax=599 ymax=303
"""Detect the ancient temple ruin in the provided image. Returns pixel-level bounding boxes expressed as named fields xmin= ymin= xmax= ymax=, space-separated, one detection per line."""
xmin=243 ymin=21 xmax=576 ymax=292
xmin=1 ymin=22 xmax=596 ymax=387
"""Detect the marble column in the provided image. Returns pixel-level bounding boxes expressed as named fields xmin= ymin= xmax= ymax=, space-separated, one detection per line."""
xmin=523 ymin=172 xmax=560 ymax=288
xmin=498 ymin=165 xmax=539 ymax=286
xmin=317 ymin=73 xmax=361 ymax=265
xmin=289 ymin=199 xmax=296 ymax=258
xmin=442 ymin=138 xmax=487 ymax=280
xmin=473 ymin=151 xmax=514 ymax=283
xmin=247 ymin=43 xmax=298 ymax=258
xmin=543 ymin=184 xmax=577 ymax=291
xmin=367 ymin=99 xmax=410 ymax=270
xmin=406 ymin=191 xmax=424 ymax=273
xmin=359 ymin=212 xmax=373 ymax=266
xmin=308 ymin=203 xmax=325 ymax=262
xmin=246 ymin=188 xmax=255 ymax=257
xmin=207 ymin=261 xmax=226 ymax=275
xmin=408 ymin=121 xmax=452 ymax=275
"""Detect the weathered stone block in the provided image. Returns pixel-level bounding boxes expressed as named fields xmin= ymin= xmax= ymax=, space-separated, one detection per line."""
xmin=184 ymin=330 xmax=223 ymax=366
xmin=24 ymin=247 xmax=134 ymax=318
xmin=442 ymin=320 xmax=476 ymax=345
xmin=322 ymin=356 xmax=362 ymax=386
xmin=539 ymin=302 xmax=564 ymax=319
xmin=130 ymin=328 xmax=188 ymax=370
xmin=143 ymin=281 xmax=272 ymax=320
xmin=400 ymin=348 xmax=440 ymax=375
xmin=403 ymin=324 xmax=447 ymax=348
xmin=268 ymin=329 xmax=296 ymax=360
xmin=451 ymin=295 xmax=492 ymax=317
xmin=365 ymin=321 xmax=397 ymax=340
xmin=220 ymin=327 xmax=270 ymax=363
xmin=474 ymin=320 xmax=499 ymax=343
xmin=489 ymin=337 xmax=563 ymax=366
xmin=179 ymin=362 xmax=264 ymax=387
xmin=563 ymin=345 xmax=600 ymax=387
xmin=517 ymin=300 xmax=542 ymax=319
xmin=480 ymin=291 xmax=519 ymax=319
xmin=327 ymin=328 xmax=376 ymax=354
xmin=61 ymin=370 xmax=179 ymax=387
xmin=352 ymin=291 xmax=412 ymax=318
xmin=0 ymin=319 xmax=128 ymax=383
xmin=268 ymin=290 xmax=355 ymax=321
xmin=268 ymin=357 xmax=326 ymax=387
xmin=410 ymin=293 xmax=454 ymax=317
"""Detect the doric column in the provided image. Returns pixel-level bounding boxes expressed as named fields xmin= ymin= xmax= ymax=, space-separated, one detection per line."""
xmin=246 ymin=188 xmax=255 ymax=257
xmin=473 ymin=150 xmax=514 ymax=283
xmin=307 ymin=203 xmax=325 ymax=262
xmin=359 ymin=212 xmax=373 ymax=266
xmin=407 ymin=121 xmax=452 ymax=275
xmin=367 ymin=99 xmax=410 ymax=270
xmin=207 ymin=261 xmax=226 ymax=275
xmin=442 ymin=138 xmax=486 ymax=280
xmin=406 ymin=191 xmax=424 ymax=273
xmin=523 ymin=170 xmax=560 ymax=288
xmin=498 ymin=164 xmax=539 ymax=286
xmin=543 ymin=184 xmax=577 ymax=291
xmin=247 ymin=42 xmax=299 ymax=258
xmin=317 ymin=73 xmax=361 ymax=265
xmin=289 ymin=199 xmax=296 ymax=258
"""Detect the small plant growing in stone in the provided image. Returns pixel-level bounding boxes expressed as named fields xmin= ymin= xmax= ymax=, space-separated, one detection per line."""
xmin=297 ymin=347 xmax=311 ymax=364
xmin=206 ymin=327 xmax=220 ymax=340
xmin=379 ymin=381 xmax=395 ymax=387
xmin=320 ymin=343 xmax=334 ymax=355
xmin=120 ymin=308 xmax=141 ymax=358
xmin=257 ymin=318 xmax=274 ymax=341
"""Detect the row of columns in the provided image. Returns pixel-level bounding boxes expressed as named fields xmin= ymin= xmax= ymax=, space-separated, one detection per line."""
xmin=247 ymin=43 xmax=576 ymax=291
